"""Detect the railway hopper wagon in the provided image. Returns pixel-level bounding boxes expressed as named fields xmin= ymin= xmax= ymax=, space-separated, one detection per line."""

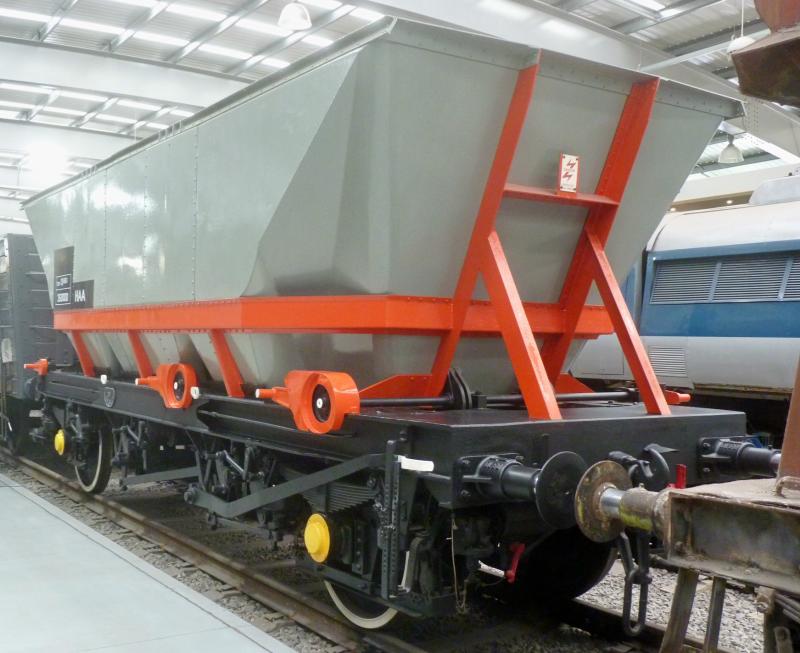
xmin=22 ymin=17 xmax=753 ymax=628
xmin=0 ymin=233 xmax=74 ymax=454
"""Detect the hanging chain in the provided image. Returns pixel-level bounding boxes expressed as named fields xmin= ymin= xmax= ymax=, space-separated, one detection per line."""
xmin=617 ymin=530 xmax=652 ymax=637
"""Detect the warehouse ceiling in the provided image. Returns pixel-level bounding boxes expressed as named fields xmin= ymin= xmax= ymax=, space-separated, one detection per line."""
xmin=0 ymin=0 xmax=384 ymax=219
xmin=543 ymin=0 xmax=765 ymax=80
xmin=531 ymin=0 xmax=790 ymax=178
xmin=0 ymin=0 xmax=794 ymax=221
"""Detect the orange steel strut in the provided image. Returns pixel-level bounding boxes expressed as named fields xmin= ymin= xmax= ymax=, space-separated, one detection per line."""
xmin=426 ymin=65 xmax=560 ymax=419
xmin=427 ymin=67 xmax=668 ymax=418
xmin=539 ymin=79 xmax=668 ymax=416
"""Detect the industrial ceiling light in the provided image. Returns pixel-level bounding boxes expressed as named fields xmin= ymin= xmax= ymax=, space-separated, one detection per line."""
xmin=0 ymin=82 xmax=50 ymax=95
xmin=133 ymin=31 xmax=190 ymax=47
xmin=351 ymin=7 xmax=384 ymax=21
xmin=237 ymin=18 xmax=291 ymax=37
xmin=279 ymin=2 xmax=312 ymax=31
xmin=728 ymin=34 xmax=755 ymax=53
xmin=118 ymin=99 xmax=162 ymax=112
xmin=301 ymin=0 xmax=341 ymax=8
xmin=60 ymin=90 xmax=109 ymax=103
xmin=627 ymin=0 xmax=665 ymax=10
xmin=165 ymin=4 xmax=226 ymax=21
xmin=718 ymin=135 xmax=744 ymax=165
xmin=303 ymin=34 xmax=333 ymax=47
xmin=728 ymin=0 xmax=755 ymax=53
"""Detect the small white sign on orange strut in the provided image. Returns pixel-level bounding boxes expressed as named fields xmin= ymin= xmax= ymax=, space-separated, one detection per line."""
xmin=558 ymin=153 xmax=580 ymax=193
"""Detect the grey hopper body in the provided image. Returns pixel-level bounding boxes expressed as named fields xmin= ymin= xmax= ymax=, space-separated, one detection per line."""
xmin=23 ymin=18 xmax=740 ymax=394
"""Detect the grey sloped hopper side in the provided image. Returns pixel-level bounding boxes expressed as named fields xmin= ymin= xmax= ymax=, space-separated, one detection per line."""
xmin=24 ymin=18 xmax=740 ymax=392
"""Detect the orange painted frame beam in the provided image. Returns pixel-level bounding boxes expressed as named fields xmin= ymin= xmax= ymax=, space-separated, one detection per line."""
xmin=503 ymin=184 xmax=619 ymax=208
xmin=128 ymin=331 xmax=154 ymax=378
xmin=71 ymin=332 xmax=96 ymax=378
xmin=586 ymin=232 xmax=669 ymax=414
xmin=53 ymin=295 xmax=612 ymax=338
xmin=210 ymin=330 xmax=245 ymax=398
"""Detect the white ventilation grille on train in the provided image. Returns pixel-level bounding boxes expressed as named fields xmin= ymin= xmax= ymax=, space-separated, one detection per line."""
xmin=784 ymin=259 xmax=800 ymax=300
xmin=713 ymin=256 xmax=787 ymax=301
xmin=650 ymin=260 xmax=716 ymax=303
xmin=647 ymin=346 xmax=688 ymax=377
xmin=651 ymin=253 xmax=799 ymax=304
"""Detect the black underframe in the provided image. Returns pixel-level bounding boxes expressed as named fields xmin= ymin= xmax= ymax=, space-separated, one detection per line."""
xmin=33 ymin=370 xmax=749 ymax=615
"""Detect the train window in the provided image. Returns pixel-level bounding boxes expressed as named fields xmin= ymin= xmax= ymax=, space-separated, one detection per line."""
xmin=650 ymin=252 xmax=800 ymax=304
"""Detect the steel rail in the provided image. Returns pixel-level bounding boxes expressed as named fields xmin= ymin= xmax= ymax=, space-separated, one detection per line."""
xmin=0 ymin=451 xmax=419 ymax=653
xmin=560 ymin=599 xmax=736 ymax=653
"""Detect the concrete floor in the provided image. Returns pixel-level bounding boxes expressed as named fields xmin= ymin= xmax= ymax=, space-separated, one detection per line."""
xmin=0 ymin=473 xmax=296 ymax=653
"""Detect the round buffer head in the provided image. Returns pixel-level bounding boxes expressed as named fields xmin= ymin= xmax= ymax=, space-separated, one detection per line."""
xmin=534 ymin=451 xmax=588 ymax=530
xmin=575 ymin=461 xmax=632 ymax=543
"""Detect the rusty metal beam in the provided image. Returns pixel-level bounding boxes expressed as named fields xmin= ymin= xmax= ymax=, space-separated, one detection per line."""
xmin=779 ymin=358 xmax=800 ymax=478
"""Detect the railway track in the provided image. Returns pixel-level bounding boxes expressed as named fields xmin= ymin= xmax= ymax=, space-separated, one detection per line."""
xmin=0 ymin=451 xmax=733 ymax=653
xmin=0 ymin=451 xmax=419 ymax=653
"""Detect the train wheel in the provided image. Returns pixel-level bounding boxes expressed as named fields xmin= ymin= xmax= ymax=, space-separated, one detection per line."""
xmin=324 ymin=581 xmax=398 ymax=629
xmin=489 ymin=528 xmax=615 ymax=605
xmin=522 ymin=528 xmax=615 ymax=600
xmin=74 ymin=427 xmax=112 ymax=494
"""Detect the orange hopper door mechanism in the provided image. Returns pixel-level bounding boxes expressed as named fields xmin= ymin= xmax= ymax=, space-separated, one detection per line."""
xmin=24 ymin=359 xmax=49 ymax=376
xmin=256 ymin=371 xmax=360 ymax=435
xmin=136 ymin=363 xmax=199 ymax=410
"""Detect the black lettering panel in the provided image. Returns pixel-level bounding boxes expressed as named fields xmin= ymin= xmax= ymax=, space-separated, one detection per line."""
xmin=53 ymin=247 xmax=93 ymax=310
xmin=71 ymin=280 xmax=94 ymax=309
xmin=53 ymin=247 xmax=74 ymax=309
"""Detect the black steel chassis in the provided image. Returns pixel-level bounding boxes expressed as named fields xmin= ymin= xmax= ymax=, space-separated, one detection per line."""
xmin=32 ymin=370 xmax=750 ymax=616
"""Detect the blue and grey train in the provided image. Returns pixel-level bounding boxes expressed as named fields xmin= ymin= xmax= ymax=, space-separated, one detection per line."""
xmin=573 ymin=174 xmax=800 ymax=435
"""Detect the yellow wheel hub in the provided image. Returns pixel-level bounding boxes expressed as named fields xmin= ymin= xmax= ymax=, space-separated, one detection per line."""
xmin=304 ymin=513 xmax=331 ymax=563
xmin=53 ymin=429 xmax=66 ymax=456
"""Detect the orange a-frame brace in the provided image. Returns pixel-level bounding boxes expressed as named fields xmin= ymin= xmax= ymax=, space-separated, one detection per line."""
xmin=427 ymin=65 xmax=668 ymax=419
xmin=53 ymin=63 xmax=670 ymax=421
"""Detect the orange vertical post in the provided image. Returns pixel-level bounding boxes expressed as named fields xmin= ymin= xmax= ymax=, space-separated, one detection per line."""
xmin=426 ymin=63 xmax=561 ymax=419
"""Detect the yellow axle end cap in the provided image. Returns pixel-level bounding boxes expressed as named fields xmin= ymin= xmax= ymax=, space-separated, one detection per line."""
xmin=304 ymin=513 xmax=331 ymax=563
xmin=53 ymin=429 xmax=66 ymax=456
